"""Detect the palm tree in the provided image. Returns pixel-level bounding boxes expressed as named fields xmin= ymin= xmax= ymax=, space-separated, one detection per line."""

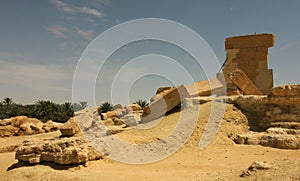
xmin=134 ymin=99 xmax=149 ymax=109
xmin=3 ymin=97 xmax=13 ymax=105
xmin=79 ymin=101 xmax=88 ymax=109
xmin=98 ymin=102 xmax=113 ymax=114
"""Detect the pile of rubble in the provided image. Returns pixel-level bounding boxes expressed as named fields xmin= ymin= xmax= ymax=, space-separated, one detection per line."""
xmin=0 ymin=116 xmax=62 ymax=137
xmin=233 ymin=85 xmax=300 ymax=149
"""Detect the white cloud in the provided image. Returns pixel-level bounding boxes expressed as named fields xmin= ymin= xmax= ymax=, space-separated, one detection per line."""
xmin=74 ymin=27 xmax=95 ymax=41
xmin=78 ymin=7 xmax=103 ymax=17
xmin=52 ymin=0 xmax=104 ymax=18
xmin=46 ymin=24 xmax=67 ymax=39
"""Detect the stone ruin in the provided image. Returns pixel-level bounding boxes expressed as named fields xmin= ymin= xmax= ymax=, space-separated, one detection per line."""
xmin=140 ymin=33 xmax=300 ymax=149
xmin=218 ymin=33 xmax=274 ymax=95
xmin=142 ymin=33 xmax=276 ymax=122
xmin=12 ymin=33 xmax=300 ymax=167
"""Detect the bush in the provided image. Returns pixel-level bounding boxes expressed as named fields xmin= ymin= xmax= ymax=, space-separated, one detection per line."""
xmin=97 ymin=102 xmax=113 ymax=114
xmin=33 ymin=101 xmax=74 ymax=123
xmin=133 ymin=99 xmax=149 ymax=109
xmin=0 ymin=98 xmax=74 ymax=123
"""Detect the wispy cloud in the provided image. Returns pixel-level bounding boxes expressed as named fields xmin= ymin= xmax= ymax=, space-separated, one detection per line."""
xmin=46 ymin=24 xmax=67 ymax=39
xmin=78 ymin=7 xmax=103 ymax=17
xmin=74 ymin=27 xmax=95 ymax=41
xmin=52 ymin=0 xmax=104 ymax=18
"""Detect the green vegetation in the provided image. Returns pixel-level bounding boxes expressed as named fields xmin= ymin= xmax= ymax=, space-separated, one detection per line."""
xmin=0 ymin=98 xmax=74 ymax=123
xmin=97 ymin=102 xmax=113 ymax=114
xmin=133 ymin=99 xmax=149 ymax=109
xmin=72 ymin=101 xmax=88 ymax=112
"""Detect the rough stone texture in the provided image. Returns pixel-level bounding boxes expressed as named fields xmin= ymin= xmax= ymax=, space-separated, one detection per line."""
xmin=269 ymin=84 xmax=300 ymax=97
xmin=15 ymin=137 xmax=102 ymax=165
xmin=126 ymin=104 xmax=142 ymax=112
xmin=0 ymin=116 xmax=61 ymax=137
xmin=11 ymin=116 xmax=45 ymax=136
xmin=183 ymin=95 xmax=240 ymax=108
xmin=0 ymin=125 xmax=19 ymax=137
xmin=230 ymin=85 xmax=300 ymax=149
xmin=105 ymin=109 xmax=127 ymax=119
xmin=59 ymin=117 xmax=80 ymax=137
xmin=42 ymin=120 xmax=62 ymax=132
xmin=141 ymin=85 xmax=189 ymax=122
xmin=121 ymin=114 xmax=141 ymax=126
xmin=220 ymin=33 xmax=274 ymax=95
xmin=151 ymin=87 xmax=173 ymax=103
xmin=0 ymin=118 xmax=12 ymax=126
xmin=240 ymin=161 xmax=272 ymax=177
xmin=228 ymin=68 xmax=263 ymax=95
xmin=234 ymin=133 xmax=300 ymax=149
xmin=185 ymin=78 xmax=224 ymax=97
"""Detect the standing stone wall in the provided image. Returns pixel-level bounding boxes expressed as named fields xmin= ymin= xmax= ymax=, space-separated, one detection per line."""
xmin=219 ymin=33 xmax=274 ymax=95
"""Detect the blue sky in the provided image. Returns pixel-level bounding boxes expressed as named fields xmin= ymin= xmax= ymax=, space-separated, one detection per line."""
xmin=0 ymin=0 xmax=299 ymax=105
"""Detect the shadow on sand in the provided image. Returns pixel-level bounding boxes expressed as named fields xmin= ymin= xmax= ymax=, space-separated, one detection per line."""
xmin=7 ymin=161 xmax=80 ymax=171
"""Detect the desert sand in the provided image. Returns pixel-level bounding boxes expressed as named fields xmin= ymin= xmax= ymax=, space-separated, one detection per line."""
xmin=1 ymin=102 xmax=300 ymax=181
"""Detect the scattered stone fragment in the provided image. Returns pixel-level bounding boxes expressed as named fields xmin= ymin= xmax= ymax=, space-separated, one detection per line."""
xmin=240 ymin=161 xmax=271 ymax=177
xmin=59 ymin=117 xmax=80 ymax=137
xmin=121 ymin=114 xmax=141 ymax=126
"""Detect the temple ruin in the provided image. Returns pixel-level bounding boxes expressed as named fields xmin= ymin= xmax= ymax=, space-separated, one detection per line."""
xmin=218 ymin=33 xmax=274 ymax=95
xmin=142 ymin=33 xmax=275 ymax=122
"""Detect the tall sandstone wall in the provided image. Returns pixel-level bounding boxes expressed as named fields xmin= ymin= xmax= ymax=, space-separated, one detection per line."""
xmin=219 ymin=33 xmax=274 ymax=95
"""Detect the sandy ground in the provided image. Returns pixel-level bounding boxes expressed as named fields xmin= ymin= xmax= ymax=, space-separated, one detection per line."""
xmin=0 ymin=103 xmax=300 ymax=181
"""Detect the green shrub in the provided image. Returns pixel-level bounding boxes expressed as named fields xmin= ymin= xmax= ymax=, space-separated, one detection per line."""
xmin=133 ymin=99 xmax=149 ymax=109
xmin=0 ymin=98 xmax=74 ymax=123
xmin=98 ymin=102 xmax=113 ymax=114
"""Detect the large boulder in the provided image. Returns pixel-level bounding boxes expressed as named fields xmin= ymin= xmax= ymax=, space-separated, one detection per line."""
xmin=11 ymin=116 xmax=45 ymax=136
xmin=59 ymin=117 xmax=80 ymax=137
xmin=16 ymin=137 xmax=102 ymax=165
xmin=0 ymin=125 xmax=19 ymax=137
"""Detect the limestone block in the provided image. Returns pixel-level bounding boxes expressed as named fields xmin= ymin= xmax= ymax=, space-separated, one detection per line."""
xmin=225 ymin=33 xmax=274 ymax=49
xmin=141 ymin=85 xmax=189 ymax=122
xmin=185 ymin=78 xmax=224 ymax=97
xmin=228 ymin=68 xmax=263 ymax=95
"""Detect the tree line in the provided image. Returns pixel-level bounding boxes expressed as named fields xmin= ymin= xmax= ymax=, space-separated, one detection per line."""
xmin=0 ymin=98 xmax=88 ymax=123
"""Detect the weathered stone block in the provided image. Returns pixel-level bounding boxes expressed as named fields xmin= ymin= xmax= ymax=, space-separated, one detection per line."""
xmin=141 ymin=85 xmax=189 ymax=122
xmin=228 ymin=68 xmax=263 ymax=95
xmin=225 ymin=33 xmax=274 ymax=49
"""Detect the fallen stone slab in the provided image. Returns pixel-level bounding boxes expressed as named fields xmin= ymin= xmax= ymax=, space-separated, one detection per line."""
xmin=228 ymin=68 xmax=263 ymax=95
xmin=185 ymin=78 xmax=224 ymax=97
xmin=141 ymin=85 xmax=189 ymax=122
xmin=16 ymin=137 xmax=102 ymax=165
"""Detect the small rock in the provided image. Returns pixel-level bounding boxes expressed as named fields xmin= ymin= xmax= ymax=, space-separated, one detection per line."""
xmin=59 ymin=117 xmax=80 ymax=137
xmin=121 ymin=114 xmax=140 ymax=126
xmin=240 ymin=161 xmax=271 ymax=177
xmin=113 ymin=104 xmax=123 ymax=110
